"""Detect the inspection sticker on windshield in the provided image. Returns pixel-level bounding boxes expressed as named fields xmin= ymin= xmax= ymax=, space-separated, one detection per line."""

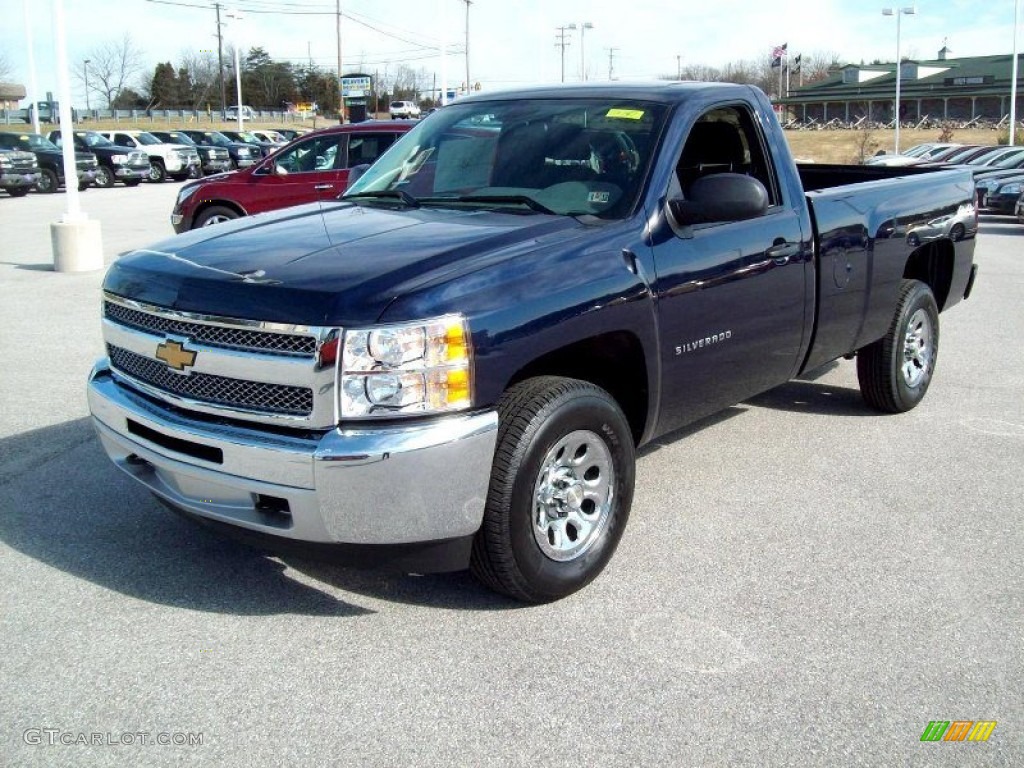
xmin=606 ymin=108 xmax=644 ymax=120
xmin=588 ymin=191 xmax=611 ymax=203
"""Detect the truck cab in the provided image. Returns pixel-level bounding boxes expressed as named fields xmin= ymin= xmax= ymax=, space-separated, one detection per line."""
xmin=99 ymin=130 xmax=200 ymax=183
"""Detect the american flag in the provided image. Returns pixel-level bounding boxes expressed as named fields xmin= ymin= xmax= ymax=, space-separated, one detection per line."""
xmin=772 ymin=43 xmax=788 ymax=59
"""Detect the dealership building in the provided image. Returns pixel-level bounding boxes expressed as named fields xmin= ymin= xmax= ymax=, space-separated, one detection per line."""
xmin=779 ymin=51 xmax=1024 ymax=125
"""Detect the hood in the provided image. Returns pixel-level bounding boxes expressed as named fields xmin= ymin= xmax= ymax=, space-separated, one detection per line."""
xmin=104 ymin=201 xmax=584 ymax=327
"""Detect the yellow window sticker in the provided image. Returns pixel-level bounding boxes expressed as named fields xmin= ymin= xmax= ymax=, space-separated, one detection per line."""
xmin=606 ymin=108 xmax=644 ymax=120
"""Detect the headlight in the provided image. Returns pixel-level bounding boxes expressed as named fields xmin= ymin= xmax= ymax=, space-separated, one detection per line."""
xmin=111 ymin=154 xmax=127 ymax=164
xmin=0 ymin=156 xmax=12 ymax=168
xmin=237 ymin=148 xmax=251 ymax=157
xmin=175 ymin=183 xmax=201 ymax=207
xmin=339 ymin=315 xmax=472 ymax=418
xmin=999 ymin=183 xmax=1022 ymax=195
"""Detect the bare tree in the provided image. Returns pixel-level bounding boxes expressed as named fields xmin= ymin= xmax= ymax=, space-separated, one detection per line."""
xmin=74 ymin=33 xmax=146 ymax=107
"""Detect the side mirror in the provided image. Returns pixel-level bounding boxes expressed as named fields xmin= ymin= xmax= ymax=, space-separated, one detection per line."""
xmin=346 ymin=164 xmax=371 ymax=190
xmin=666 ymin=173 xmax=769 ymax=229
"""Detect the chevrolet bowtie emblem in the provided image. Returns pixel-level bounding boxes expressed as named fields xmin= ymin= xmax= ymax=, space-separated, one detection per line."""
xmin=155 ymin=339 xmax=197 ymax=371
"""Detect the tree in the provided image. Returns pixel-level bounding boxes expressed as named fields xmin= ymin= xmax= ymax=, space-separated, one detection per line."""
xmin=0 ymin=51 xmax=12 ymax=82
xmin=240 ymin=46 xmax=297 ymax=108
xmin=76 ymin=33 xmax=146 ymax=107
xmin=149 ymin=62 xmax=178 ymax=108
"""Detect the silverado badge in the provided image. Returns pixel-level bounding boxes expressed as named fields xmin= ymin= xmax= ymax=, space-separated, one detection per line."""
xmin=155 ymin=339 xmax=197 ymax=371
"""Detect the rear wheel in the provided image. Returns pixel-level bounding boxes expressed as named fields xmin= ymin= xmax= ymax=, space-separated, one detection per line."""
xmin=194 ymin=205 xmax=239 ymax=228
xmin=950 ymin=223 xmax=965 ymax=241
xmin=7 ymin=187 xmax=30 ymax=197
xmin=471 ymin=377 xmax=635 ymax=603
xmin=857 ymin=279 xmax=939 ymax=413
xmin=36 ymin=168 xmax=59 ymax=193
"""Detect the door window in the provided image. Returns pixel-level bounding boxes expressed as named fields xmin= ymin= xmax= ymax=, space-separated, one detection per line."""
xmin=345 ymin=133 xmax=399 ymax=168
xmin=274 ymin=134 xmax=344 ymax=174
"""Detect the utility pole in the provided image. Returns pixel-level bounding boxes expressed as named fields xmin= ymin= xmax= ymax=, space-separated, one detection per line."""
xmin=555 ymin=26 xmax=573 ymax=83
xmin=336 ymin=0 xmax=344 ymax=122
xmin=216 ymin=3 xmax=226 ymax=116
xmin=676 ymin=54 xmax=682 ymax=80
xmin=606 ymin=47 xmax=618 ymax=80
xmin=463 ymin=0 xmax=472 ymax=95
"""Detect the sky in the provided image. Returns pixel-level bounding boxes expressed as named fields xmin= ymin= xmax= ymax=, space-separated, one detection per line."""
xmin=1 ymin=0 xmax=1020 ymax=106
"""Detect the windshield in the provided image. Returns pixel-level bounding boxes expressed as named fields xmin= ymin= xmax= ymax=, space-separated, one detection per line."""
xmin=994 ymin=149 xmax=1024 ymax=168
xmin=232 ymin=131 xmax=260 ymax=143
xmin=199 ymin=132 xmax=232 ymax=147
xmin=160 ymin=132 xmax=196 ymax=146
xmin=345 ymin=97 xmax=668 ymax=219
xmin=0 ymin=133 xmax=59 ymax=151
xmin=135 ymin=132 xmax=163 ymax=146
xmin=78 ymin=132 xmax=115 ymax=148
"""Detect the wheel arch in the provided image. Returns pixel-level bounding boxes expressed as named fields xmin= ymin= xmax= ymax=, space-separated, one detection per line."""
xmin=903 ymin=240 xmax=954 ymax=310
xmin=192 ymin=199 xmax=247 ymax=224
xmin=504 ymin=330 xmax=649 ymax=445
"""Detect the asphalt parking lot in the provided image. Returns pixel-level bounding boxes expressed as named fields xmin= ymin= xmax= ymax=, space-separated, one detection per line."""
xmin=1 ymin=184 xmax=1022 ymax=767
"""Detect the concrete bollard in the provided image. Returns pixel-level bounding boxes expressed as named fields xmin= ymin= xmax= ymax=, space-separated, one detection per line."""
xmin=51 ymin=216 xmax=104 ymax=272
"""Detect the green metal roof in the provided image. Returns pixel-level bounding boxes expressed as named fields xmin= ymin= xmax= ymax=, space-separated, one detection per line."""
xmin=780 ymin=54 xmax=1024 ymax=104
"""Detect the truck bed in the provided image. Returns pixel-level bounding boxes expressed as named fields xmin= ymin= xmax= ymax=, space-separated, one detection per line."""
xmin=796 ymin=163 xmax=977 ymax=372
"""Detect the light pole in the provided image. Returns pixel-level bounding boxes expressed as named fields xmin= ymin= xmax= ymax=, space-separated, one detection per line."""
xmin=83 ymin=59 xmax=90 ymax=113
xmin=463 ymin=0 xmax=472 ymax=95
xmin=226 ymin=9 xmax=244 ymax=131
xmin=882 ymin=6 xmax=916 ymax=154
xmin=569 ymin=21 xmax=594 ymax=81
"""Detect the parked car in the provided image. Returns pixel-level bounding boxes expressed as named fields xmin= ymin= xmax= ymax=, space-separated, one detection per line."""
xmin=981 ymin=176 xmax=1024 ymax=214
xmin=0 ymin=131 xmax=97 ymax=192
xmin=905 ymin=202 xmax=977 ymax=245
xmin=90 ymin=83 xmax=977 ymax=602
xmin=171 ymin=121 xmax=410 ymax=231
xmin=98 ymin=130 xmax=200 ymax=182
xmin=175 ymin=129 xmax=257 ymax=170
xmin=249 ymin=129 xmax=288 ymax=145
xmin=0 ymin=148 xmax=40 ymax=196
xmin=225 ymin=105 xmax=254 ymax=121
xmin=389 ymin=100 xmax=421 ymax=119
xmin=270 ymin=128 xmax=309 ymax=142
xmin=219 ymin=129 xmax=277 ymax=158
xmin=1016 ymin=191 xmax=1024 ymax=223
xmin=148 ymin=131 xmax=233 ymax=177
xmin=48 ymin=130 xmax=149 ymax=188
xmin=865 ymin=143 xmax=960 ymax=166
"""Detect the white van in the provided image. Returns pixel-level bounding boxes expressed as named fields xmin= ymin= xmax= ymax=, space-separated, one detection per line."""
xmin=225 ymin=105 xmax=255 ymax=120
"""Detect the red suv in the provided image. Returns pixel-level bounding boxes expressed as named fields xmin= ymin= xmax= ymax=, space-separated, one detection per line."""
xmin=170 ymin=121 xmax=411 ymax=232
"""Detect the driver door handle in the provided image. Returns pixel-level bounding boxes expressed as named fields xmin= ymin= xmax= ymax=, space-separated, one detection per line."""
xmin=314 ymin=183 xmax=335 ymax=190
xmin=765 ymin=240 xmax=800 ymax=265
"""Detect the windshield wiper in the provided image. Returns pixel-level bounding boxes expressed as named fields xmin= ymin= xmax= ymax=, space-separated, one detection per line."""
xmin=344 ymin=189 xmax=421 ymax=208
xmin=441 ymin=194 xmax=558 ymax=215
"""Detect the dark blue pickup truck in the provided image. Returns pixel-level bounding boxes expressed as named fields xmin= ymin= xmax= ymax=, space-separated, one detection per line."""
xmin=87 ymin=83 xmax=978 ymax=602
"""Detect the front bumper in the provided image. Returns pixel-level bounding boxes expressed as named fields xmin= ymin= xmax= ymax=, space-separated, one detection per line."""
xmin=201 ymin=160 xmax=232 ymax=175
xmin=115 ymin=164 xmax=149 ymax=180
xmin=1 ymin=171 xmax=40 ymax=189
xmin=87 ymin=362 xmax=498 ymax=559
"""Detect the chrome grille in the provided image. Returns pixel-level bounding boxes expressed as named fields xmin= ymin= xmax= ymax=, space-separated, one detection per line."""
xmin=108 ymin=345 xmax=313 ymax=416
xmin=104 ymin=300 xmax=317 ymax=356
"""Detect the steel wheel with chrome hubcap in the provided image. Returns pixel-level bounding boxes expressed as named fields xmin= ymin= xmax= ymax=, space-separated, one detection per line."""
xmin=532 ymin=430 xmax=615 ymax=562
xmin=471 ymin=376 xmax=635 ymax=603
xmin=857 ymin=279 xmax=940 ymax=413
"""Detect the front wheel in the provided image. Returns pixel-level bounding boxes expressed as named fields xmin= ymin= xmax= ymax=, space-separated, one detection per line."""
xmin=37 ymin=168 xmax=59 ymax=193
xmin=94 ymin=166 xmax=115 ymax=188
xmin=471 ymin=377 xmax=635 ymax=603
xmin=194 ymin=205 xmax=239 ymax=228
xmin=148 ymin=161 xmax=166 ymax=183
xmin=857 ymin=279 xmax=940 ymax=413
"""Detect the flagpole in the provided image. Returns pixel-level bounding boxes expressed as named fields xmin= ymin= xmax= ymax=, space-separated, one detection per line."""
xmin=1011 ymin=0 xmax=1020 ymax=145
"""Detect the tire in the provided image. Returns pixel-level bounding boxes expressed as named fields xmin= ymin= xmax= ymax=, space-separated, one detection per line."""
xmin=95 ymin=165 xmax=115 ymax=188
xmin=857 ymin=279 xmax=939 ymax=413
xmin=37 ymin=167 xmax=59 ymax=193
xmin=194 ymin=205 xmax=239 ymax=228
xmin=7 ymin=187 xmax=30 ymax=197
xmin=471 ymin=376 xmax=635 ymax=603
xmin=907 ymin=233 xmax=920 ymax=247
xmin=123 ymin=179 xmax=142 ymax=187
xmin=148 ymin=161 xmax=166 ymax=183
xmin=950 ymin=223 xmax=965 ymax=241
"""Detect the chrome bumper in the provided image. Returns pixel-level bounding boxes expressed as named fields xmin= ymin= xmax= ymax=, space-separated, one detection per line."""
xmin=87 ymin=362 xmax=498 ymax=546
